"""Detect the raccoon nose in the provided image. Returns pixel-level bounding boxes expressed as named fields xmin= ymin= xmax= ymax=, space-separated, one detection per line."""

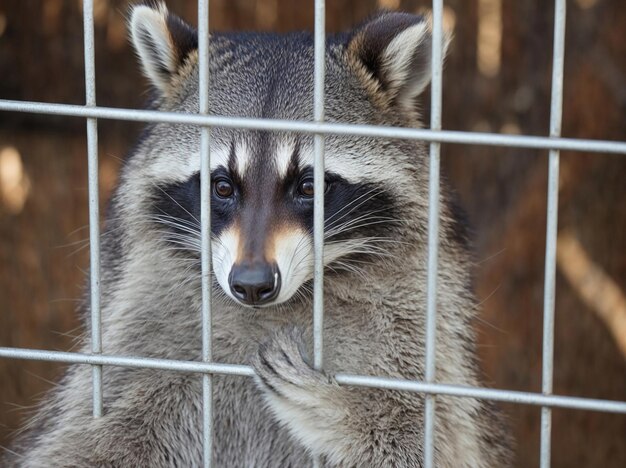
xmin=228 ymin=262 xmax=281 ymax=306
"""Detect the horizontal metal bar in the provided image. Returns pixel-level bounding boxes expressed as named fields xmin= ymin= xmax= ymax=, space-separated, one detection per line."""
xmin=0 ymin=347 xmax=255 ymax=377
xmin=0 ymin=99 xmax=625 ymax=154
xmin=334 ymin=374 xmax=626 ymax=414
xmin=1 ymin=346 xmax=625 ymax=414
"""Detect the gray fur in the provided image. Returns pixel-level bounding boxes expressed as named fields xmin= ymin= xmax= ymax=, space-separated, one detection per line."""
xmin=7 ymin=4 xmax=512 ymax=467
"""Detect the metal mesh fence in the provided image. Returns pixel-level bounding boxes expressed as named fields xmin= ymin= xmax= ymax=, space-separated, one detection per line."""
xmin=0 ymin=1 xmax=625 ymax=467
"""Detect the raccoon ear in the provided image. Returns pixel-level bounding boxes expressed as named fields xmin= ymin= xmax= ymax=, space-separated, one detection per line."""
xmin=129 ymin=3 xmax=198 ymax=96
xmin=348 ymin=12 xmax=451 ymax=113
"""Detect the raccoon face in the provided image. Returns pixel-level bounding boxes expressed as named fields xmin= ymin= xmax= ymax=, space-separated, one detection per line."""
xmin=151 ymin=137 xmax=401 ymax=307
xmin=128 ymin=4 xmax=449 ymax=307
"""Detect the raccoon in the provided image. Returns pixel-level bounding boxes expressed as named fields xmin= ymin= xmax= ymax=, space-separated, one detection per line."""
xmin=7 ymin=3 xmax=512 ymax=467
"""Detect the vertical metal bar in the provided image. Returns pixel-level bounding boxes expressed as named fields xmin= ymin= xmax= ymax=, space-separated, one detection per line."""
xmin=82 ymin=0 xmax=102 ymax=419
xmin=540 ymin=1 xmax=566 ymax=467
xmin=198 ymin=0 xmax=213 ymax=467
xmin=312 ymin=0 xmax=326 ymax=371
xmin=312 ymin=0 xmax=326 ymax=466
xmin=424 ymin=2 xmax=444 ymax=467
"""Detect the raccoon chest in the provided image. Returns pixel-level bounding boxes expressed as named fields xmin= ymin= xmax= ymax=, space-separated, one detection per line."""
xmin=213 ymin=375 xmax=311 ymax=466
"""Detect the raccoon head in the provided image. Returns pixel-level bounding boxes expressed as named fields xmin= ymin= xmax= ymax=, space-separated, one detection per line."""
xmin=124 ymin=4 xmax=451 ymax=308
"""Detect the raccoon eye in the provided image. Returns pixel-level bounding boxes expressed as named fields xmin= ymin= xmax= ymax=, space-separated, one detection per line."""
xmin=297 ymin=178 xmax=329 ymax=199
xmin=214 ymin=178 xmax=234 ymax=198
xmin=298 ymin=179 xmax=315 ymax=198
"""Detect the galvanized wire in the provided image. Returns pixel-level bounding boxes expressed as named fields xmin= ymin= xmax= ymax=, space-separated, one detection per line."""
xmin=312 ymin=0 xmax=326 ymax=381
xmin=197 ymin=0 xmax=213 ymax=466
xmin=423 ymin=1 xmax=444 ymax=466
xmin=312 ymin=1 xmax=326 ymax=466
xmin=540 ymin=1 xmax=566 ymax=467
xmin=0 ymin=99 xmax=625 ymax=154
xmin=1 ymin=346 xmax=626 ymax=415
xmin=82 ymin=0 xmax=102 ymax=419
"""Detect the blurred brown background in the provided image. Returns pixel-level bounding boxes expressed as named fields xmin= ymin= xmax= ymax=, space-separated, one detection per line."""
xmin=0 ymin=0 xmax=625 ymax=466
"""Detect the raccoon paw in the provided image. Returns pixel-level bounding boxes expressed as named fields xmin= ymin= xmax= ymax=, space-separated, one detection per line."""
xmin=253 ymin=328 xmax=359 ymax=463
xmin=252 ymin=326 xmax=339 ymax=410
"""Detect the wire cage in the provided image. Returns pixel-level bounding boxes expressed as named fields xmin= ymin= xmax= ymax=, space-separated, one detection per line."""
xmin=1 ymin=1 xmax=625 ymax=467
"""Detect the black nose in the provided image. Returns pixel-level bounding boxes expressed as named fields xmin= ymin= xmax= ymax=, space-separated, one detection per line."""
xmin=228 ymin=262 xmax=281 ymax=306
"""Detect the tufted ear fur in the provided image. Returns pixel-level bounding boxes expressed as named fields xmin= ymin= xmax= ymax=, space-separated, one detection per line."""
xmin=348 ymin=12 xmax=451 ymax=115
xmin=129 ymin=2 xmax=197 ymax=96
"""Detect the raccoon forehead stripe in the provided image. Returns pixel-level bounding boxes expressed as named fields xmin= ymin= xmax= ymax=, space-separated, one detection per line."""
xmin=183 ymin=145 xmax=230 ymax=179
xmin=274 ymin=139 xmax=298 ymax=178
xmin=233 ymin=139 xmax=252 ymax=177
xmin=146 ymin=144 xmax=231 ymax=184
